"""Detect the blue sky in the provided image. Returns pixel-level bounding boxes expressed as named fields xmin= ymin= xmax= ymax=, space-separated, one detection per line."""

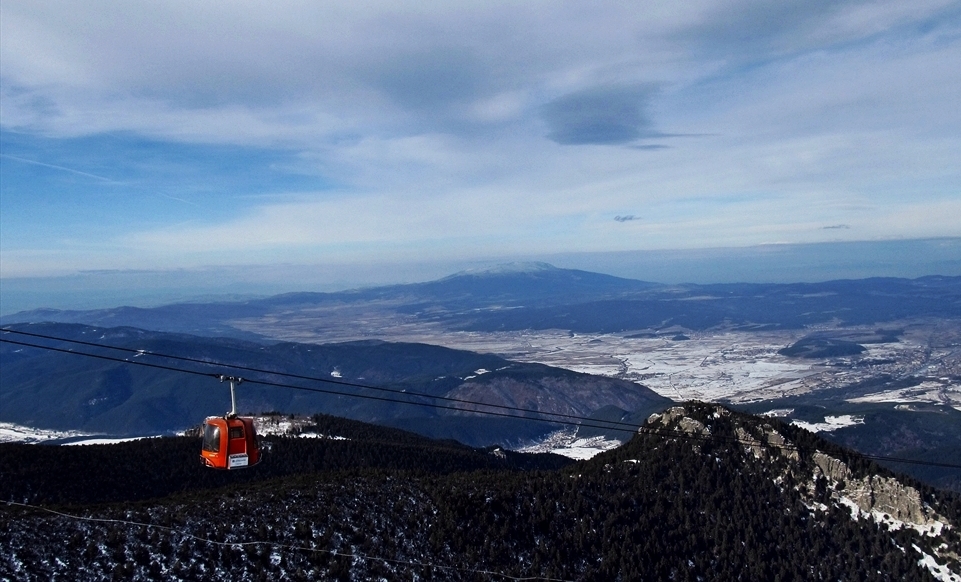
xmin=2 ymin=1 xmax=960 ymax=309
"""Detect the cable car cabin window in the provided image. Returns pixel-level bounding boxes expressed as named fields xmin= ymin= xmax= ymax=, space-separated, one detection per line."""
xmin=229 ymin=426 xmax=244 ymax=439
xmin=202 ymin=424 xmax=221 ymax=453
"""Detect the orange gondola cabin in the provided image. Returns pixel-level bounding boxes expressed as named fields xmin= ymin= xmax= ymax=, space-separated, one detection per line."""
xmin=200 ymin=376 xmax=261 ymax=469
xmin=201 ymin=415 xmax=260 ymax=469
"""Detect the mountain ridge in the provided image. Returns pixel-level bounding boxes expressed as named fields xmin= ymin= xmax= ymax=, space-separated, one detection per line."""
xmin=4 ymin=267 xmax=959 ymax=339
xmin=2 ymin=402 xmax=958 ymax=580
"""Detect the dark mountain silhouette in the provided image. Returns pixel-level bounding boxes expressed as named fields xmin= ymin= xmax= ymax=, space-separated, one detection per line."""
xmin=2 ymin=403 xmax=958 ymax=580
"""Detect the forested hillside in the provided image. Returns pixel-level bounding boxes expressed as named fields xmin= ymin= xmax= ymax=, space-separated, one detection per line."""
xmin=3 ymin=404 xmax=959 ymax=581
xmin=0 ymin=413 xmax=571 ymax=506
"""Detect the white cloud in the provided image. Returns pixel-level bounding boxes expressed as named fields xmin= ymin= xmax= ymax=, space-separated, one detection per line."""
xmin=1 ymin=0 xmax=959 ymax=277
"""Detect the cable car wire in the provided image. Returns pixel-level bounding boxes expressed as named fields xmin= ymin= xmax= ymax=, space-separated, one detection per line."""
xmin=0 ymin=335 xmax=638 ymax=435
xmin=1 ymin=500 xmax=573 ymax=582
xmin=3 ymin=329 xmax=961 ymax=470
xmin=1 ymin=327 xmax=640 ymax=431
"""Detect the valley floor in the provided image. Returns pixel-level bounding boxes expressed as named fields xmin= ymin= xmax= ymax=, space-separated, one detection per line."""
xmin=233 ymin=317 xmax=961 ymax=411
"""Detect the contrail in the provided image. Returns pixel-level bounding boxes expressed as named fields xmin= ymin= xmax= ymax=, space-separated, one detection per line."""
xmin=0 ymin=153 xmax=119 ymax=183
xmin=2 ymin=153 xmax=202 ymax=206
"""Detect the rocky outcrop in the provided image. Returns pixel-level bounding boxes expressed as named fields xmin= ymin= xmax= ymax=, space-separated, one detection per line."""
xmin=646 ymin=406 xmax=713 ymax=436
xmin=812 ymin=452 xmax=946 ymax=528
xmin=734 ymin=423 xmax=801 ymax=462
xmin=644 ymin=403 xmax=949 ymax=537
xmin=762 ymin=427 xmax=799 ymax=462
xmin=736 ymin=427 xmax=765 ymax=459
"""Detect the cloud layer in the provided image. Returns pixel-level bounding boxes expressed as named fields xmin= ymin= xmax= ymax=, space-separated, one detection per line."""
xmin=542 ymin=85 xmax=662 ymax=145
xmin=1 ymin=0 xmax=959 ymax=277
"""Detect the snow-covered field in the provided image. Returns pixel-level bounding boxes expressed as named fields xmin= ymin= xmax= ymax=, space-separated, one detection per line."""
xmin=0 ymin=422 xmax=166 ymax=446
xmin=239 ymin=311 xmax=961 ymax=410
xmin=0 ymin=422 xmax=92 ymax=444
xmin=406 ymin=327 xmax=961 ymax=410
xmin=387 ymin=329 xmax=826 ymax=402
xmin=849 ymin=380 xmax=961 ymax=410
xmin=434 ymin=330 xmax=831 ymax=403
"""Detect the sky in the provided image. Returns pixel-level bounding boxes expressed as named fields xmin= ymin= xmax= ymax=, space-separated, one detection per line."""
xmin=2 ymin=1 xmax=960 ymax=311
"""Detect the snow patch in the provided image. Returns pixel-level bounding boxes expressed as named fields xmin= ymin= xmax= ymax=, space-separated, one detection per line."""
xmin=763 ymin=409 xmax=795 ymax=418
xmin=914 ymin=545 xmax=961 ymax=582
xmin=516 ymin=428 xmax=623 ymax=460
xmin=838 ymin=496 xmax=947 ymax=538
xmin=297 ymin=433 xmax=348 ymax=440
xmin=463 ymin=368 xmax=491 ymax=381
xmin=791 ymin=415 xmax=864 ymax=433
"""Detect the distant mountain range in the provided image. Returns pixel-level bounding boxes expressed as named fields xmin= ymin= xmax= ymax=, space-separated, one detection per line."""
xmin=0 ymin=322 xmax=669 ymax=446
xmin=5 ymin=264 xmax=959 ymax=338
xmin=3 ymin=264 xmax=961 ymax=490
